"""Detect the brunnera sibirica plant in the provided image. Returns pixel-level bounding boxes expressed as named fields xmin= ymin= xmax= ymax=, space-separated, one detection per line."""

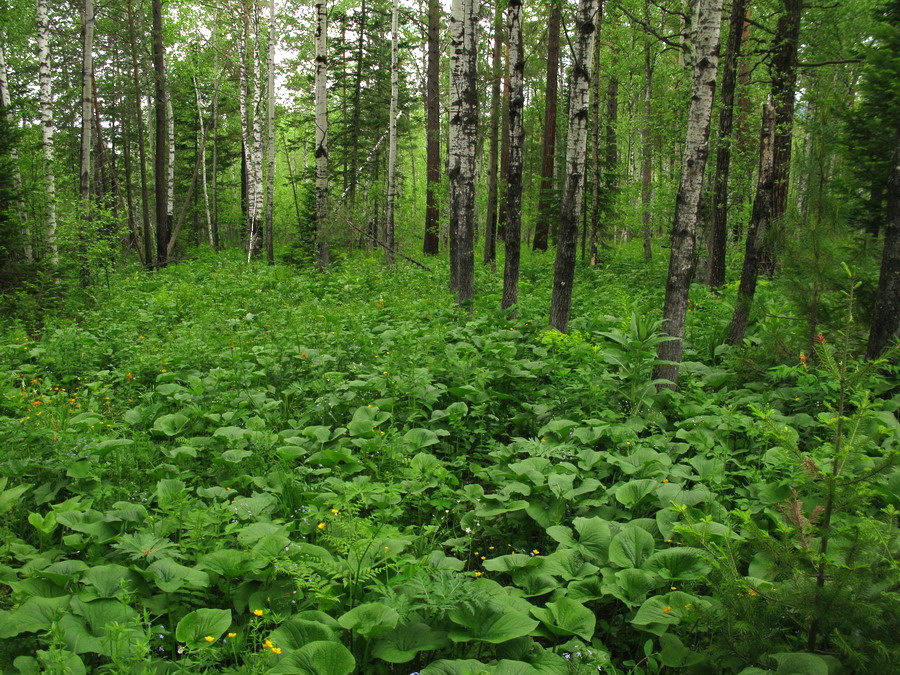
xmin=0 ymin=251 xmax=896 ymax=674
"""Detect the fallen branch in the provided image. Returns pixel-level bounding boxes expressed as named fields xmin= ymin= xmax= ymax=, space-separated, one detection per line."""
xmin=347 ymin=221 xmax=432 ymax=271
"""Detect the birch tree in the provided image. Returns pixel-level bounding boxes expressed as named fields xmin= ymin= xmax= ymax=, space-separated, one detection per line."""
xmin=194 ymin=77 xmax=214 ymax=250
xmin=265 ymin=0 xmax=276 ymax=265
xmin=532 ymin=0 xmax=561 ymax=252
xmin=653 ymin=0 xmax=723 ymax=388
xmin=0 ymin=41 xmax=29 ymax=261
xmin=501 ymin=0 xmax=524 ymax=312
xmin=151 ymin=0 xmax=167 ymax=267
xmin=483 ymin=1 xmax=502 ymax=266
xmin=36 ymin=0 xmax=58 ymax=263
xmin=548 ymin=0 xmax=598 ymax=332
xmin=127 ymin=0 xmax=152 ymax=267
xmin=314 ymin=0 xmax=329 ymax=267
xmin=385 ymin=0 xmax=399 ymax=265
xmin=423 ymin=0 xmax=440 ymax=255
xmin=447 ymin=0 xmax=478 ymax=306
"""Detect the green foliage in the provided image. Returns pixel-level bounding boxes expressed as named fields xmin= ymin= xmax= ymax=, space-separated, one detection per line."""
xmin=0 ymin=250 xmax=896 ymax=673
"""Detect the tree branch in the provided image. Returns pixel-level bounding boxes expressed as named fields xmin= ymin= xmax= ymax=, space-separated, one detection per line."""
xmin=346 ymin=221 xmax=432 ymax=270
xmin=797 ymin=58 xmax=862 ymax=68
xmin=614 ymin=2 xmax=687 ymax=53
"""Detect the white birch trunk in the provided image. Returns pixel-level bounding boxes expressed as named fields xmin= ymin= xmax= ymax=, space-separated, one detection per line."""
xmin=249 ymin=2 xmax=264 ymax=259
xmin=314 ymin=0 xmax=329 ymax=267
xmin=237 ymin=7 xmax=254 ymax=259
xmin=36 ymin=0 xmax=58 ymax=264
xmin=194 ymin=76 xmax=214 ymax=248
xmin=654 ymin=0 xmax=723 ymax=388
xmin=0 ymin=42 xmax=30 ymax=261
xmin=548 ymin=0 xmax=598 ymax=332
xmin=165 ymin=64 xmax=174 ymax=226
xmin=265 ymin=0 xmax=276 ymax=264
xmin=448 ymin=0 xmax=477 ymax=304
xmin=501 ymin=0 xmax=524 ymax=311
xmin=385 ymin=0 xmax=399 ymax=264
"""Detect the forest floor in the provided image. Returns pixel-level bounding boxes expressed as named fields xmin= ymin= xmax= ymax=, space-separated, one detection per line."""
xmin=0 ymin=245 xmax=897 ymax=674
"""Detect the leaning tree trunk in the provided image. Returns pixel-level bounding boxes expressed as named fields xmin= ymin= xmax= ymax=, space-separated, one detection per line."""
xmin=265 ymin=0 xmax=276 ymax=265
xmin=652 ymin=0 xmax=723 ymax=389
xmin=532 ymin=0 xmax=561 ymax=252
xmin=423 ymin=0 xmax=440 ymax=255
xmin=385 ymin=0 xmax=399 ymax=265
xmin=483 ymin=2 xmax=503 ymax=266
xmin=727 ymin=103 xmax=776 ymax=346
xmin=548 ymin=0 xmax=598 ymax=332
xmin=151 ymin=0 xmax=167 ymax=268
xmin=0 ymin=42 xmax=30 ymax=261
xmin=447 ymin=0 xmax=478 ymax=306
xmin=708 ymin=0 xmax=748 ymax=286
xmin=37 ymin=0 xmax=58 ymax=264
xmin=314 ymin=0 xmax=329 ymax=267
xmin=501 ymin=0 xmax=524 ymax=311
xmin=866 ymin=137 xmax=900 ymax=359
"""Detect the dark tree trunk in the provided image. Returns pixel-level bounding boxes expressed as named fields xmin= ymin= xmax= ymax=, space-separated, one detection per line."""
xmin=424 ymin=0 xmax=440 ymax=255
xmin=589 ymin=5 xmax=603 ymax=265
xmin=548 ymin=0 xmax=598 ymax=332
xmin=532 ymin=1 xmax=561 ymax=251
xmin=151 ymin=0 xmax=168 ymax=268
xmin=760 ymin=0 xmax=802 ymax=275
xmin=502 ymin=0 xmax=524 ymax=311
xmin=727 ymin=104 xmax=776 ymax=346
xmin=126 ymin=0 xmax=153 ymax=268
xmin=640 ymin=41 xmax=653 ymax=261
xmin=603 ymin=75 xmax=618 ymax=238
xmin=867 ymin=138 xmax=900 ymax=359
xmin=483 ymin=2 xmax=502 ymax=266
xmin=348 ymin=0 xmax=367 ymax=209
xmin=707 ymin=0 xmax=748 ymax=286
xmin=498 ymin=50 xmax=510 ymax=241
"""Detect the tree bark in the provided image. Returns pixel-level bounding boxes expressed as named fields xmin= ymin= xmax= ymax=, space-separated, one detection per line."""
xmin=448 ymin=0 xmax=478 ymax=306
xmin=498 ymin=47 xmax=510 ymax=241
xmin=603 ymin=74 xmax=618 ymax=238
xmin=36 ymin=0 xmax=58 ymax=264
xmin=532 ymin=1 xmax=561 ymax=252
xmin=727 ymin=103 xmax=776 ymax=346
xmin=126 ymin=0 xmax=153 ymax=268
xmin=867 ymin=137 xmax=900 ymax=359
xmin=385 ymin=0 xmax=399 ymax=265
xmin=165 ymin=64 xmax=175 ymax=252
xmin=424 ymin=0 xmax=440 ymax=255
xmin=315 ymin=0 xmax=329 ymax=267
xmin=151 ymin=0 xmax=167 ymax=268
xmin=653 ymin=0 xmax=723 ymax=388
xmin=589 ymin=4 xmax=603 ymax=264
xmin=265 ymin=0 xmax=276 ymax=265
xmin=502 ymin=0 xmax=524 ymax=311
xmin=708 ymin=0 xmax=748 ymax=286
xmin=483 ymin=1 xmax=502 ymax=266
xmin=548 ymin=0 xmax=598 ymax=332
xmin=0 ymin=42 xmax=30 ymax=262
xmin=640 ymin=40 xmax=653 ymax=261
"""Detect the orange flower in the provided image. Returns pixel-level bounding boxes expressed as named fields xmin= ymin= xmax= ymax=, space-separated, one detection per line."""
xmin=799 ymin=352 xmax=807 ymax=369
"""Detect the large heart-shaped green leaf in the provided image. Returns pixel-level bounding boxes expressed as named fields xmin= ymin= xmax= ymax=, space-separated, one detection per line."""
xmin=448 ymin=600 xmax=538 ymax=644
xmin=0 ymin=595 xmax=70 ymax=637
xmin=268 ymin=640 xmax=355 ymax=675
xmin=147 ymin=558 xmax=209 ymax=593
xmin=268 ymin=617 xmax=333 ymax=651
xmin=642 ymin=547 xmax=711 ymax=580
xmin=337 ymin=602 xmax=399 ymax=638
xmin=531 ymin=597 xmax=596 ymax=641
xmin=152 ymin=413 xmax=189 ymax=437
xmin=609 ymin=527 xmax=655 ymax=568
xmin=175 ymin=608 xmax=231 ymax=649
xmin=372 ymin=621 xmax=450 ymax=663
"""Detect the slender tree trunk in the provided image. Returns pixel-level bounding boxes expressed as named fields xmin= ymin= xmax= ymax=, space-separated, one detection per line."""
xmin=708 ymin=0 xmax=748 ymax=286
xmin=727 ymin=103 xmax=776 ymax=345
xmin=211 ymin=15 xmax=220 ymax=251
xmin=448 ymin=0 xmax=478 ymax=306
xmin=502 ymin=0 xmax=524 ymax=311
xmin=315 ymin=0 xmax=329 ymax=267
xmin=0 ymin=42 xmax=30 ymax=262
xmin=424 ymin=0 xmax=440 ymax=255
xmin=640 ymin=41 xmax=653 ymax=260
xmin=483 ymin=1 xmax=502 ymax=266
xmin=532 ymin=1 xmax=561 ymax=251
xmin=498 ymin=47 xmax=510 ymax=242
xmin=385 ymin=0 xmax=399 ymax=265
xmin=126 ymin=0 xmax=152 ymax=268
xmin=165 ymin=66 xmax=175 ymax=251
xmin=589 ymin=5 xmax=603 ymax=265
xmin=79 ymin=0 xmax=95 ymax=281
xmin=36 ymin=0 xmax=58 ymax=264
xmin=866 ymin=138 xmax=900 ymax=359
xmin=653 ymin=0 xmax=723 ymax=388
xmin=194 ymin=77 xmax=214 ymax=250
xmin=603 ymin=74 xmax=619 ymax=239
xmin=548 ymin=0 xmax=598 ymax=332
xmin=760 ymin=0 xmax=802 ymax=275
xmin=348 ymin=0 xmax=367 ymax=209
xmin=151 ymin=0 xmax=168 ymax=268
xmin=265 ymin=0 xmax=276 ymax=265
xmin=250 ymin=3 xmax=265 ymax=260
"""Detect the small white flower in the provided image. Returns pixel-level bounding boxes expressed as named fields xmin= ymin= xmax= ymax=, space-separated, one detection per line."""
xmin=465 ymin=527 xmax=472 ymax=534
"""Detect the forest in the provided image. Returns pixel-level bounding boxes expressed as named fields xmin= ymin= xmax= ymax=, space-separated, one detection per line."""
xmin=0 ymin=0 xmax=898 ymax=672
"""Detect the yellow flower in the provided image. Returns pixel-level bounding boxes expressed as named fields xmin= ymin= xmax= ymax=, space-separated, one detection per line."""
xmin=317 ymin=522 xmax=326 ymax=530
xmin=264 ymin=639 xmax=273 ymax=649
xmin=662 ymin=478 xmax=670 ymax=483
xmin=532 ymin=549 xmax=540 ymax=555
xmin=330 ymin=508 xmax=340 ymax=514
xmin=670 ymin=586 xmax=677 ymax=591
xmin=204 ymin=635 xmax=215 ymax=642
xmin=748 ymin=588 xmax=758 ymax=596
xmin=473 ymin=571 xmax=483 ymax=577
xmin=271 ymin=647 xmax=282 ymax=655
xmin=663 ymin=606 xmax=672 ymax=614
xmin=227 ymin=632 xmax=237 ymax=638
xmin=252 ymin=609 xmax=264 ymax=617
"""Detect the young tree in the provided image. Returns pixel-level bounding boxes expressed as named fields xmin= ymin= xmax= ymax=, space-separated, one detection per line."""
xmin=36 ymin=0 xmax=58 ymax=264
xmin=707 ymin=0 xmax=749 ymax=286
xmin=265 ymin=0 xmax=276 ymax=265
xmin=127 ymin=0 xmax=153 ymax=267
xmin=385 ymin=0 xmax=399 ymax=264
xmin=483 ymin=0 xmax=502 ymax=266
xmin=151 ymin=0 xmax=167 ymax=267
xmin=0 ymin=41 xmax=29 ymax=261
xmin=548 ymin=0 xmax=599 ymax=333
xmin=447 ymin=0 xmax=478 ymax=306
xmin=502 ymin=0 xmax=524 ymax=312
xmin=532 ymin=0 xmax=561 ymax=252
xmin=423 ymin=0 xmax=440 ymax=255
xmin=653 ymin=0 xmax=723 ymax=388
xmin=315 ymin=0 xmax=329 ymax=267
